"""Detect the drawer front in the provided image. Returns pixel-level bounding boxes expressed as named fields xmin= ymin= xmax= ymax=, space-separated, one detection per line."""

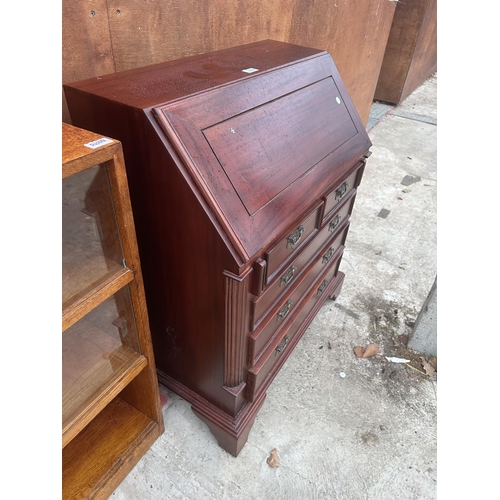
xmin=246 ymin=253 xmax=343 ymax=402
xmin=322 ymin=163 xmax=362 ymax=222
xmin=321 ymin=189 xmax=356 ymax=234
xmin=251 ymin=215 xmax=351 ymax=331
xmin=265 ymin=202 xmax=322 ymax=285
xmin=249 ymin=242 xmax=344 ymax=365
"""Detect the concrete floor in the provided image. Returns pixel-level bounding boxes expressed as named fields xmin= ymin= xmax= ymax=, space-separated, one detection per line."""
xmin=112 ymin=75 xmax=437 ymax=500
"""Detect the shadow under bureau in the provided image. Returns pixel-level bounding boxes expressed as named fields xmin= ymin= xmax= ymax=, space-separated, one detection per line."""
xmin=64 ymin=39 xmax=372 ymax=457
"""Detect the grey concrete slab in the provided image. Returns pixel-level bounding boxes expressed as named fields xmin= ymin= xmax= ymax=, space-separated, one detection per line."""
xmin=392 ymin=74 xmax=437 ymax=123
xmin=408 ymin=278 xmax=437 ymax=357
xmin=112 ymin=75 xmax=437 ymax=500
xmin=366 ymin=102 xmax=394 ymax=132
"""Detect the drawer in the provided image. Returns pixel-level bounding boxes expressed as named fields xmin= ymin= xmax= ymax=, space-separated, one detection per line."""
xmin=322 ymin=163 xmax=363 ymax=222
xmin=264 ymin=202 xmax=322 ymax=285
xmin=251 ymin=215 xmax=351 ymax=331
xmin=321 ymin=188 xmax=356 ymax=233
xmin=249 ymin=241 xmax=345 ymax=365
xmin=246 ymin=252 xmax=343 ymax=402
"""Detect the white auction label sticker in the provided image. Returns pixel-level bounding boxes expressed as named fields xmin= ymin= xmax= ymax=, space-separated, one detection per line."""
xmin=242 ymin=67 xmax=259 ymax=74
xmin=84 ymin=137 xmax=113 ymax=149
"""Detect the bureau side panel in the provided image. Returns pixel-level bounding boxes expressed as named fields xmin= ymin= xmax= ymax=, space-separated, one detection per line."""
xmin=64 ymin=89 xmax=237 ymax=409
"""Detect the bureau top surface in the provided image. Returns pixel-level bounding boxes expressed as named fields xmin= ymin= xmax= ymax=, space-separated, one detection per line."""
xmin=64 ymin=40 xmax=325 ymax=108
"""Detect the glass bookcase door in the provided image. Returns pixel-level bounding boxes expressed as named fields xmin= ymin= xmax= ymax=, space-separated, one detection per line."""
xmin=62 ymin=285 xmax=142 ymax=433
xmin=62 ymin=163 xmax=125 ymax=310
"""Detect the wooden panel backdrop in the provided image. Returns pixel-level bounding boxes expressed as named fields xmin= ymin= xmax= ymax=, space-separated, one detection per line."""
xmin=63 ymin=0 xmax=397 ymax=126
xmin=374 ymin=0 xmax=437 ymax=104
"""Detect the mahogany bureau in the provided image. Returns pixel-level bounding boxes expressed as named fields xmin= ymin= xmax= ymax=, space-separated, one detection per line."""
xmin=64 ymin=39 xmax=372 ymax=456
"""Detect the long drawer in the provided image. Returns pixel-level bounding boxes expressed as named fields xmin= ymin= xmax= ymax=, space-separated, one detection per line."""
xmin=246 ymin=251 xmax=343 ymax=403
xmin=248 ymin=240 xmax=344 ymax=366
xmin=250 ymin=208 xmax=352 ymax=331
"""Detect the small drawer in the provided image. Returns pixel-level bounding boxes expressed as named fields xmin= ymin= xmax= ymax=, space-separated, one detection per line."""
xmin=264 ymin=202 xmax=322 ymax=285
xmin=321 ymin=188 xmax=356 ymax=232
xmin=251 ymin=217 xmax=351 ymax=331
xmin=322 ymin=164 xmax=362 ymax=222
xmin=246 ymin=252 xmax=343 ymax=402
xmin=249 ymin=240 xmax=345 ymax=365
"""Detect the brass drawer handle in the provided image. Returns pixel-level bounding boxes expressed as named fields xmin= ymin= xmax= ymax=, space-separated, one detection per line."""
xmin=322 ymin=247 xmax=335 ymax=265
xmin=275 ymin=334 xmax=290 ymax=354
xmin=287 ymin=225 xmax=304 ymax=249
xmin=280 ymin=266 xmax=297 ymax=287
xmin=277 ymin=300 xmax=292 ymax=321
xmin=328 ymin=214 xmax=341 ymax=233
xmin=335 ymin=181 xmax=350 ymax=201
xmin=317 ymin=279 xmax=328 ymax=295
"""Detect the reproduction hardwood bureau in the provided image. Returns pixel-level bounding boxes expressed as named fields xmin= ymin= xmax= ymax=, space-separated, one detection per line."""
xmin=62 ymin=123 xmax=164 ymax=497
xmin=64 ymin=39 xmax=372 ymax=457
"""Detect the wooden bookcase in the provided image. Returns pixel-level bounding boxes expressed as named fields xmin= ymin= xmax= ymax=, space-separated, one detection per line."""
xmin=62 ymin=123 xmax=164 ymax=499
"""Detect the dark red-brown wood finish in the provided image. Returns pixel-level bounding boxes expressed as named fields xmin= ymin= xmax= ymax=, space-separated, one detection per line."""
xmin=64 ymin=40 xmax=372 ymax=456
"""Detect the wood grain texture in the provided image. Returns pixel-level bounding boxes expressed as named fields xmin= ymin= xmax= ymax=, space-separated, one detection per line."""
xmin=64 ymin=41 xmax=371 ymax=456
xmin=62 ymin=268 xmax=133 ymax=333
xmin=152 ymin=47 xmax=369 ymax=261
xmin=62 ymin=123 xmax=119 ymax=178
xmin=251 ymin=212 xmax=352 ymax=335
xmin=62 ymin=1 xmax=116 ymax=126
xmin=62 ymin=0 xmax=397 ymax=125
xmin=203 ymin=78 xmax=357 ymax=215
xmin=105 ymin=146 xmax=165 ymax=422
xmin=246 ymin=254 xmax=344 ymax=402
xmin=402 ymin=0 xmax=437 ymax=100
xmin=62 ymin=352 xmax=147 ymax=448
xmin=285 ymin=0 xmax=397 ymax=125
xmin=374 ymin=0 xmax=437 ymax=104
xmin=62 ymin=123 xmax=164 ymax=496
xmin=223 ymin=270 xmax=251 ymax=389
xmin=62 ymin=397 xmax=160 ymax=500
